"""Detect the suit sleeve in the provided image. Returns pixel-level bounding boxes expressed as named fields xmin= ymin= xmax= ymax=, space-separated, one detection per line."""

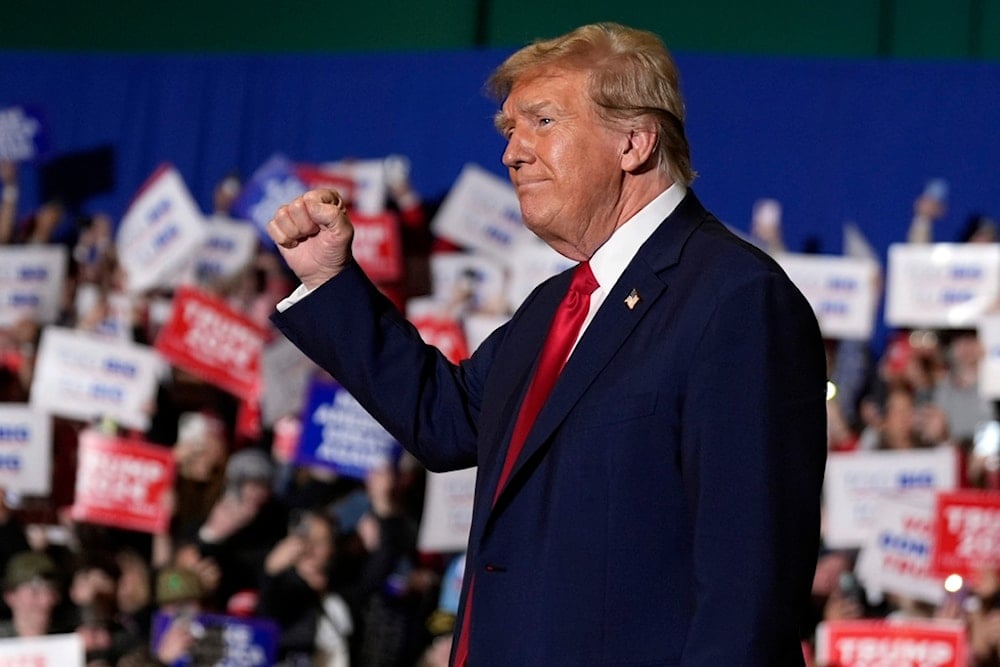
xmin=271 ymin=262 xmax=500 ymax=472
xmin=679 ymin=269 xmax=827 ymax=666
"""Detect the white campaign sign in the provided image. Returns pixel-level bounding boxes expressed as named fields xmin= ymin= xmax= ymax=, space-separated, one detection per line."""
xmin=0 ymin=404 xmax=51 ymax=496
xmin=506 ymin=241 xmax=577 ymax=313
xmin=430 ymin=163 xmax=535 ymax=262
xmin=777 ymin=253 xmax=879 ymax=340
xmin=30 ymin=326 xmax=164 ymax=431
xmin=0 ymin=245 xmax=67 ymax=327
xmin=260 ymin=336 xmax=317 ymax=426
xmin=886 ymin=243 xmax=1000 ymax=328
xmin=430 ymin=251 xmax=510 ymax=317
xmin=855 ymin=492 xmax=945 ymax=605
xmin=116 ymin=164 xmax=208 ymax=293
xmin=0 ymin=633 xmax=84 ymax=666
xmin=823 ymin=447 xmax=958 ymax=549
xmin=417 ymin=467 xmax=477 ymax=553
xmin=979 ymin=313 xmax=1000 ymax=399
xmin=190 ymin=214 xmax=259 ymax=284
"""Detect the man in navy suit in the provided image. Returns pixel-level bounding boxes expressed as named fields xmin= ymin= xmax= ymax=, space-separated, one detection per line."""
xmin=269 ymin=22 xmax=826 ymax=666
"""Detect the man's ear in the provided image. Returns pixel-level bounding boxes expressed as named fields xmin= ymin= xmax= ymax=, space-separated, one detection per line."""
xmin=621 ymin=125 xmax=659 ymax=173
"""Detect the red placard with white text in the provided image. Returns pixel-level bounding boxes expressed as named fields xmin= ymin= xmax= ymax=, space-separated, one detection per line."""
xmin=351 ymin=212 xmax=403 ymax=284
xmin=154 ymin=286 xmax=265 ymax=400
xmin=931 ymin=489 xmax=1000 ymax=577
xmin=816 ymin=619 xmax=967 ymax=667
xmin=71 ymin=430 xmax=174 ymax=534
xmin=410 ymin=313 xmax=470 ymax=364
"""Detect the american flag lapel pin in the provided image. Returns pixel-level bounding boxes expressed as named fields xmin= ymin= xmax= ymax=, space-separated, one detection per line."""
xmin=624 ymin=288 xmax=641 ymax=310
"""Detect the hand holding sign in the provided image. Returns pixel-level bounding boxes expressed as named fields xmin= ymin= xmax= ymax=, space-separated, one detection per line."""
xmin=268 ymin=189 xmax=354 ymax=290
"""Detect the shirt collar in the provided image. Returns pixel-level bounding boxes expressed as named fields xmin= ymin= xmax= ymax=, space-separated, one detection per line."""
xmin=589 ymin=183 xmax=687 ymax=294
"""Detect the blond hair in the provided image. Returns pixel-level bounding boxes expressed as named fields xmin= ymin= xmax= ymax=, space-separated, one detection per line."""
xmin=488 ymin=22 xmax=696 ymax=185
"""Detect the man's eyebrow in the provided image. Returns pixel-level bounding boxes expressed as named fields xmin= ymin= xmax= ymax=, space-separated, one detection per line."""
xmin=494 ymin=111 xmax=511 ymax=135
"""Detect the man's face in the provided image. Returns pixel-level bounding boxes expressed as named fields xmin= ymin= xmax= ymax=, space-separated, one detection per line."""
xmin=499 ymin=67 xmax=628 ymax=260
xmin=4 ymin=579 xmax=59 ymax=632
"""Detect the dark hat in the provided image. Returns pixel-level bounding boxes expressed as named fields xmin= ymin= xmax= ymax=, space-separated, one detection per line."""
xmin=224 ymin=449 xmax=275 ymax=486
xmin=4 ymin=551 xmax=59 ymax=590
xmin=155 ymin=567 xmax=202 ymax=605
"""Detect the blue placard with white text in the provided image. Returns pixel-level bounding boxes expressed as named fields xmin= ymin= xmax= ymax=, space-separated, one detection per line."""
xmin=0 ymin=105 xmax=50 ymax=161
xmin=295 ymin=379 xmax=402 ymax=479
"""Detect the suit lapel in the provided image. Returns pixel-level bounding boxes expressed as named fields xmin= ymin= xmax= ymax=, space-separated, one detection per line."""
xmin=486 ymin=191 xmax=710 ymax=514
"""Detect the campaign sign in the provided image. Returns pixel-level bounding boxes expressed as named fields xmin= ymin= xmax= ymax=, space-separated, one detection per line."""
xmin=0 ymin=633 xmax=83 ymax=667
xmin=980 ymin=314 xmax=1000 ymax=399
xmin=154 ymin=286 xmax=265 ymax=401
xmin=777 ymin=253 xmax=879 ymax=340
xmin=71 ymin=429 xmax=174 ymax=533
xmin=854 ymin=492 xmax=945 ymax=605
xmin=0 ymin=105 xmax=50 ymax=162
xmin=463 ymin=313 xmax=509 ymax=353
xmin=0 ymin=404 xmax=51 ymax=496
xmin=259 ymin=337 xmax=316 ymax=427
xmin=506 ymin=241 xmax=576 ymax=313
xmin=116 ymin=164 xmax=209 ymax=293
xmin=295 ymin=379 xmax=402 ymax=480
xmin=321 ymin=158 xmax=387 ymax=216
xmin=190 ymin=215 xmax=259 ymax=284
xmin=886 ymin=243 xmax=1000 ymax=329
xmin=352 ymin=212 xmax=403 ymax=284
xmin=0 ymin=245 xmax=67 ymax=327
xmin=151 ymin=612 xmax=279 ymax=667
xmin=417 ymin=467 xmax=477 ymax=553
xmin=430 ymin=163 xmax=535 ymax=262
xmin=294 ymin=162 xmax=356 ymax=204
xmin=30 ymin=326 xmax=163 ymax=431
xmin=407 ymin=307 xmax=470 ymax=364
xmin=823 ymin=448 xmax=958 ymax=548
xmin=816 ymin=619 xmax=967 ymax=667
xmin=231 ymin=154 xmax=307 ymax=243
xmin=429 ymin=252 xmax=510 ymax=317
xmin=931 ymin=489 xmax=1000 ymax=577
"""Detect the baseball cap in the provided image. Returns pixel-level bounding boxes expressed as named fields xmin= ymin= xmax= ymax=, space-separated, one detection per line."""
xmin=4 ymin=551 xmax=59 ymax=590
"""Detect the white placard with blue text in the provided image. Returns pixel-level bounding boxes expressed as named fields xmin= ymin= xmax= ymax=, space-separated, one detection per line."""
xmin=116 ymin=164 xmax=208 ymax=293
xmin=188 ymin=214 xmax=259 ymax=284
xmin=823 ymin=447 xmax=958 ymax=549
xmin=418 ymin=467 xmax=477 ymax=553
xmin=0 ymin=245 xmax=67 ymax=327
xmin=777 ymin=253 xmax=880 ymax=340
xmin=295 ymin=380 xmax=402 ymax=479
xmin=430 ymin=163 xmax=535 ymax=263
xmin=979 ymin=313 xmax=1000 ymax=399
xmin=854 ymin=492 xmax=945 ymax=605
xmin=886 ymin=243 xmax=1000 ymax=329
xmin=0 ymin=633 xmax=84 ymax=666
xmin=0 ymin=404 xmax=51 ymax=496
xmin=30 ymin=326 xmax=164 ymax=431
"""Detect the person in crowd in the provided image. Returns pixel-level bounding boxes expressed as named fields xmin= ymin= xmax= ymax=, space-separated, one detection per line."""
xmin=0 ymin=551 xmax=64 ymax=638
xmin=193 ymin=448 xmax=288 ymax=607
xmin=259 ymin=507 xmax=353 ymax=666
xmin=268 ymin=21 xmax=827 ymax=666
xmin=932 ymin=329 xmax=994 ymax=445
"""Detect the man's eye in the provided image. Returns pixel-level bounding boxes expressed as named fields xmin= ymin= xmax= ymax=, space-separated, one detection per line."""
xmin=539 ymin=118 xmax=553 ymax=127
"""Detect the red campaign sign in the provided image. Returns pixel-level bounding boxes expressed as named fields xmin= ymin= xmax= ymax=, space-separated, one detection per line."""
xmin=411 ymin=314 xmax=469 ymax=364
xmin=71 ymin=429 xmax=175 ymax=534
xmin=352 ymin=213 xmax=403 ymax=284
xmin=932 ymin=489 xmax=1000 ymax=577
xmin=817 ymin=619 xmax=967 ymax=667
xmin=154 ymin=286 xmax=265 ymax=401
xmin=294 ymin=163 xmax=356 ymax=204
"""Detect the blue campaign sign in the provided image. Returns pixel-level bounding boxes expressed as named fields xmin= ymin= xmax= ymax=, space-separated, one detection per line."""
xmin=0 ymin=105 xmax=50 ymax=161
xmin=151 ymin=612 xmax=279 ymax=667
xmin=229 ymin=153 xmax=307 ymax=244
xmin=295 ymin=379 xmax=402 ymax=480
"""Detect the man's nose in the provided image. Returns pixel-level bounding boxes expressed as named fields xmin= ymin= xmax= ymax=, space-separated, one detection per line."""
xmin=502 ymin=130 xmax=532 ymax=169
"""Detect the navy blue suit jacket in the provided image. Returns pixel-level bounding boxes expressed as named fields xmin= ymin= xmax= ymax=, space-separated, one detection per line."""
xmin=272 ymin=191 xmax=827 ymax=666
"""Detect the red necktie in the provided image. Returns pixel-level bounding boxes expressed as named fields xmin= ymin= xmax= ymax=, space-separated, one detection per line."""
xmin=453 ymin=261 xmax=599 ymax=667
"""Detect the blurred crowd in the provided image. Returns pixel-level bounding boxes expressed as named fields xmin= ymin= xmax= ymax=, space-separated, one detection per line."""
xmin=1 ymin=155 xmax=999 ymax=666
